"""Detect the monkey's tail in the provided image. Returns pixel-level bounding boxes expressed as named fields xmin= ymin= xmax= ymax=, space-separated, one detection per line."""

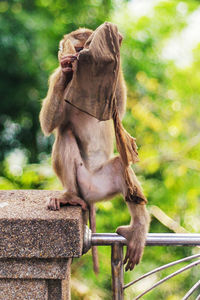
xmin=89 ymin=203 xmax=99 ymax=275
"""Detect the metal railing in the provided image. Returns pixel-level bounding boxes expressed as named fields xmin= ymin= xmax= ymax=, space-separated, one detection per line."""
xmin=83 ymin=227 xmax=200 ymax=300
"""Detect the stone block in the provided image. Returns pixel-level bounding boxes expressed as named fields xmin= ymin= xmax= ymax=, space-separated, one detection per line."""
xmin=0 ymin=190 xmax=84 ymax=258
xmin=0 ymin=258 xmax=72 ymax=279
xmin=0 ymin=279 xmax=48 ymax=300
xmin=0 ymin=190 xmax=85 ymax=300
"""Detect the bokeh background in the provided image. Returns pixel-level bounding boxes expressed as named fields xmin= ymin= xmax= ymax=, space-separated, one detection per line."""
xmin=1 ymin=0 xmax=200 ymax=299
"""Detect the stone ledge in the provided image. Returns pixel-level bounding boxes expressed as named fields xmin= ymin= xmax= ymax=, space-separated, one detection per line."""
xmin=0 ymin=279 xmax=48 ymax=300
xmin=0 ymin=190 xmax=84 ymax=258
xmin=0 ymin=258 xmax=72 ymax=279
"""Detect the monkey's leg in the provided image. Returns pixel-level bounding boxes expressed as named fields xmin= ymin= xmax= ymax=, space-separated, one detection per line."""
xmin=48 ymin=130 xmax=99 ymax=273
xmin=76 ymin=157 xmax=123 ymax=202
xmin=76 ymin=156 xmax=145 ymax=202
xmin=76 ymin=157 xmax=149 ymax=271
xmin=116 ymin=202 xmax=149 ymax=271
xmin=47 ymin=130 xmax=87 ymax=211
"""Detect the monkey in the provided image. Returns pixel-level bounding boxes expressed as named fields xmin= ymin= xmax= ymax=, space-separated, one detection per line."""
xmin=39 ymin=27 xmax=150 ymax=272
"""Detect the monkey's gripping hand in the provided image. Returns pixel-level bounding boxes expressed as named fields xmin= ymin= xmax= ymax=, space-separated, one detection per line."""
xmin=116 ymin=204 xmax=149 ymax=271
xmin=60 ymin=55 xmax=77 ymax=73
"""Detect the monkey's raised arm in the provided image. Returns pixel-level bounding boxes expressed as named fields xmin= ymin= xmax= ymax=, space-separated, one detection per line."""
xmin=39 ymin=67 xmax=68 ymax=136
xmin=40 ymin=29 xmax=89 ymax=136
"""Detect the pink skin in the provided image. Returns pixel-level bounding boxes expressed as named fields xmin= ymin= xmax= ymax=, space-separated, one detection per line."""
xmin=60 ymin=47 xmax=83 ymax=73
xmin=60 ymin=55 xmax=77 ymax=73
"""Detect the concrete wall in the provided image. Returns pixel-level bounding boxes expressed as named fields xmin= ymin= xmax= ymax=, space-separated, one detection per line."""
xmin=0 ymin=190 xmax=85 ymax=300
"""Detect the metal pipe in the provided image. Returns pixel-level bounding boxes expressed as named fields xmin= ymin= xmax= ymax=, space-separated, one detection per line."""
xmin=133 ymin=260 xmax=200 ymax=300
xmin=91 ymin=233 xmax=200 ymax=246
xmin=111 ymin=243 xmax=124 ymax=300
xmin=182 ymin=280 xmax=200 ymax=300
xmin=83 ymin=231 xmax=200 ymax=299
xmin=124 ymin=253 xmax=200 ymax=290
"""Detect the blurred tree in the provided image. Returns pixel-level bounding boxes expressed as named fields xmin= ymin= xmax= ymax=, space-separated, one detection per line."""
xmin=0 ymin=0 xmax=113 ymax=163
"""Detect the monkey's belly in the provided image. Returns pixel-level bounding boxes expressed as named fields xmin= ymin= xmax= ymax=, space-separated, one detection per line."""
xmin=83 ymin=149 xmax=111 ymax=172
xmin=77 ymin=130 xmax=114 ymax=171
xmin=68 ymin=104 xmax=114 ymax=171
xmin=76 ymin=129 xmax=114 ymax=171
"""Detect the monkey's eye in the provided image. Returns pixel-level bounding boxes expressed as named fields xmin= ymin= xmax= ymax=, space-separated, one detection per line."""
xmin=75 ymin=47 xmax=83 ymax=52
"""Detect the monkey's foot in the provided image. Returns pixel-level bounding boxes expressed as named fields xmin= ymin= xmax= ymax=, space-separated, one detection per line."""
xmin=47 ymin=193 xmax=88 ymax=211
xmin=116 ymin=225 xmax=146 ymax=271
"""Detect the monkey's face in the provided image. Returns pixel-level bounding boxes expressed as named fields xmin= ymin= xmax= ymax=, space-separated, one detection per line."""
xmin=58 ymin=29 xmax=93 ymax=61
xmin=58 ymin=38 xmax=84 ymax=56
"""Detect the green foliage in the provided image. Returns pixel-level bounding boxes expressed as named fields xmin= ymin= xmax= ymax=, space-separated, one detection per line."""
xmin=1 ymin=0 xmax=200 ymax=299
xmin=0 ymin=0 xmax=113 ymax=162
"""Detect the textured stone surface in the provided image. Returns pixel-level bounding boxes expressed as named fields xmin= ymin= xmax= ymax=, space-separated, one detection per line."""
xmin=48 ymin=280 xmax=62 ymax=300
xmin=47 ymin=276 xmax=71 ymax=300
xmin=0 ymin=258 xmax=72 ymax=279
xmin=0 ymin=279 xmax=48 ymax=300
xmin=0 ymin=190 xmax=84 ymax=258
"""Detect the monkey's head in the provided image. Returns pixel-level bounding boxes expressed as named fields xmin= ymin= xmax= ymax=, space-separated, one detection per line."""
xmin=58 ymin=28 xmax=93 ymax=60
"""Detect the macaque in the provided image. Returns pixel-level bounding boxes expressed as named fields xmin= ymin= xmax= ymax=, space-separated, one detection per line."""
xmin=39 ymin=28 xmax=150 ymax=271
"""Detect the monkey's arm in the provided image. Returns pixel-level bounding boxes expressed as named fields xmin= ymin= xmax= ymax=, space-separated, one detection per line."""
xmin=39 ymin=67 xmax=68 ymax=135
xmin=115 ymin=68 xmax=127 ymax=120
xmin=40 ymin=53 xmax=78 ymax=135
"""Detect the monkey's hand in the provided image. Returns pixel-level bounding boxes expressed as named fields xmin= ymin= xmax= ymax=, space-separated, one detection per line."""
xmin=60 ymin=55 xmax=77 ymax=73
xmin=116 ymin=222 xmax=147 ymax=271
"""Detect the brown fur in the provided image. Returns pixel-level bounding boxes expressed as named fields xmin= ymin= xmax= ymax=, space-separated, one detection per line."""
xmin=39 ymin=28 xmax=150 ymax=272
